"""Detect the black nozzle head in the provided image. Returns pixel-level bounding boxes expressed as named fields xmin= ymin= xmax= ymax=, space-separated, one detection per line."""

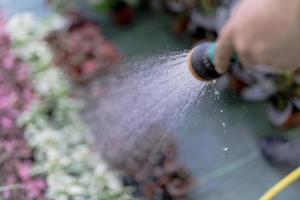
xmin=188 ymin=42 xmax=221 ymax=81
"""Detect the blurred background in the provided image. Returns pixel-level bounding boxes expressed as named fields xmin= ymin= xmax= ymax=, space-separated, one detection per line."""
xmin=1 ymin=0 xmax=300 ymax=200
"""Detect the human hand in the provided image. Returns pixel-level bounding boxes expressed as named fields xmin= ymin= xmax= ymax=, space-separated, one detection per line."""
xmin=215 ymin=0 xmax=300 ymax=73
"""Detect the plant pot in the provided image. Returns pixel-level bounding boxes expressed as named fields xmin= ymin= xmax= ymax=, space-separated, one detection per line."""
xmin=229 ymin=76 xmax=247 ymax=94
xmin=172 ymin=15 xmax=189 ymax=35
xmin=267 ymin=101 xmax=292 ymax=127
xmin=111 ymin=1 xmax=135 ymax=26
xmin=282 ymin=112 xmax=300 ymax=129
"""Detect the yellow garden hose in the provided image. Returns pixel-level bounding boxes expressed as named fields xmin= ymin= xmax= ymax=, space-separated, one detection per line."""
xmin=260 ymin=167 xmax=300 ymax=200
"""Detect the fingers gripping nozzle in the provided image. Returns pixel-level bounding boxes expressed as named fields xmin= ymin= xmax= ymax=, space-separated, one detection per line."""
xmin=188 ymin=42 xmax=237 ymax=81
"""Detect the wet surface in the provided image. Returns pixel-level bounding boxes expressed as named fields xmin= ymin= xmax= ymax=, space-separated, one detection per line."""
xmin=99 ymin=12 xmax=300 ymax=199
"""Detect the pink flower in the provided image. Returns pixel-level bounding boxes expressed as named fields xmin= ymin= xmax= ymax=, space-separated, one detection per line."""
xmin=0 ymin=14 xmax=47 ymax=199
xmin=1 ymin=117 xmax=13 ymax=129
xmin=82 ymin=60 xmax=98 ymax=75
xmin=26 ymin=179 xmax=47 ymax=199
xmin=1 ymin=140 xmax=17 ymax=152
xmin=3 ymin=175 xmax=17 ymax=199
xmin=16 ymin=162 xmax=32 ymax=181
xmin=2 ymin=54 xmax=15 ymax=69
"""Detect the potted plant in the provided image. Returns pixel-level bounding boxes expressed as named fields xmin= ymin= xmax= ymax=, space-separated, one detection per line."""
xmin=198 ymin=0 xmax=219 ymax=16
xmin=228 ymin=63 xmax=300 ymax=129
xmin=93 ymin=0 xmax=139 ymax=26
xmin=46 ymin=14 xmax=122 ymax=84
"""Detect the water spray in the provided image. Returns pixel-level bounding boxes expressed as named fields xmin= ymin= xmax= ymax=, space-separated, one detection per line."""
xmin=188 ymin=42 xmax=237 ymax=81
xmin=188 ymin=42 xmax=300 ymax=200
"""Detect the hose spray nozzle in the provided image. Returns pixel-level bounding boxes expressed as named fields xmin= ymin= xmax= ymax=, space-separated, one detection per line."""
xmin=188 ymin=42 xmax=237 ymax=81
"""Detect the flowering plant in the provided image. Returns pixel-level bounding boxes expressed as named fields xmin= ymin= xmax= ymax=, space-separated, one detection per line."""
xmin=228 ymin=64 xmax=300 ymax=129
xmin=109 ymin=125 xmax=194 ymax=199
xmin=47 ymin=13 xmax=122 ymax=84
xmin=0 ymin=14 xmax=47 ymax=199
xmin=7 ymin=13 xmax=132 ymax=200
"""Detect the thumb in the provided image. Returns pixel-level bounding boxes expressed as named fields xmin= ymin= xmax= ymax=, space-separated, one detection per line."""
xmin=215 ymin=27 xmax=235 ymax=74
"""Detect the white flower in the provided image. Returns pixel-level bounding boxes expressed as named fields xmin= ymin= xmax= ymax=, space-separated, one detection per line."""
xmin=105 ymin=173 xmax=123 ymax=192
xmin=68 ymin=185 xmax=85 ymax=196
xmin=97 ymin=162 xmax=109 ymax=175
xmin=33 ymin=67 xmax=70 ymax=97
xmin=30 ymin=127 xmax=61 ymax=148
xmin=16 ymin=41 xmax=53 ymax=71
xmin=7 ymin=13 xmax=40 ymax=43
xmin=71 ymin=145 xmax=90 ymax=160
xmin=42 ymin=14 xmax=68 ymax=33
xmin=7 ymin=13 xmax=66 ymax=43
xmin=59 ymin=156 xmax=72 ymax=167
xmin=47 ymin=171 xmax=85 ymax=198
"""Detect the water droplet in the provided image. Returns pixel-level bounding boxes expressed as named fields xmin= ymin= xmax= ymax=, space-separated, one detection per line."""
xmin=220 ymin=110 xmax=224 ymax=113
xmin=91 ymin=53 xmax=208 ymax=140
xmin=223 ymin=147 xmax=228 ymax=151
xmin=222 ymin=122 xmax=226 ymax=127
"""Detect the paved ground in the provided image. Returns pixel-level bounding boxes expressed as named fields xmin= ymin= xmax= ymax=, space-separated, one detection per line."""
xmin=92 ymin=10 xmax=300 ymax=200
xmin=2 ymin=1 xmax=300 ymax=199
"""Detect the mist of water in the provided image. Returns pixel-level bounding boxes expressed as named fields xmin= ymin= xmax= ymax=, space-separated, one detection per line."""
xmin=85 ymin=52 xmax=208 ymax=157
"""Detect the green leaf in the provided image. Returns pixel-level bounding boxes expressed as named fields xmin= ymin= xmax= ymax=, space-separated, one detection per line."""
xmin=93 ymin=1 xmax=114 ymax=13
